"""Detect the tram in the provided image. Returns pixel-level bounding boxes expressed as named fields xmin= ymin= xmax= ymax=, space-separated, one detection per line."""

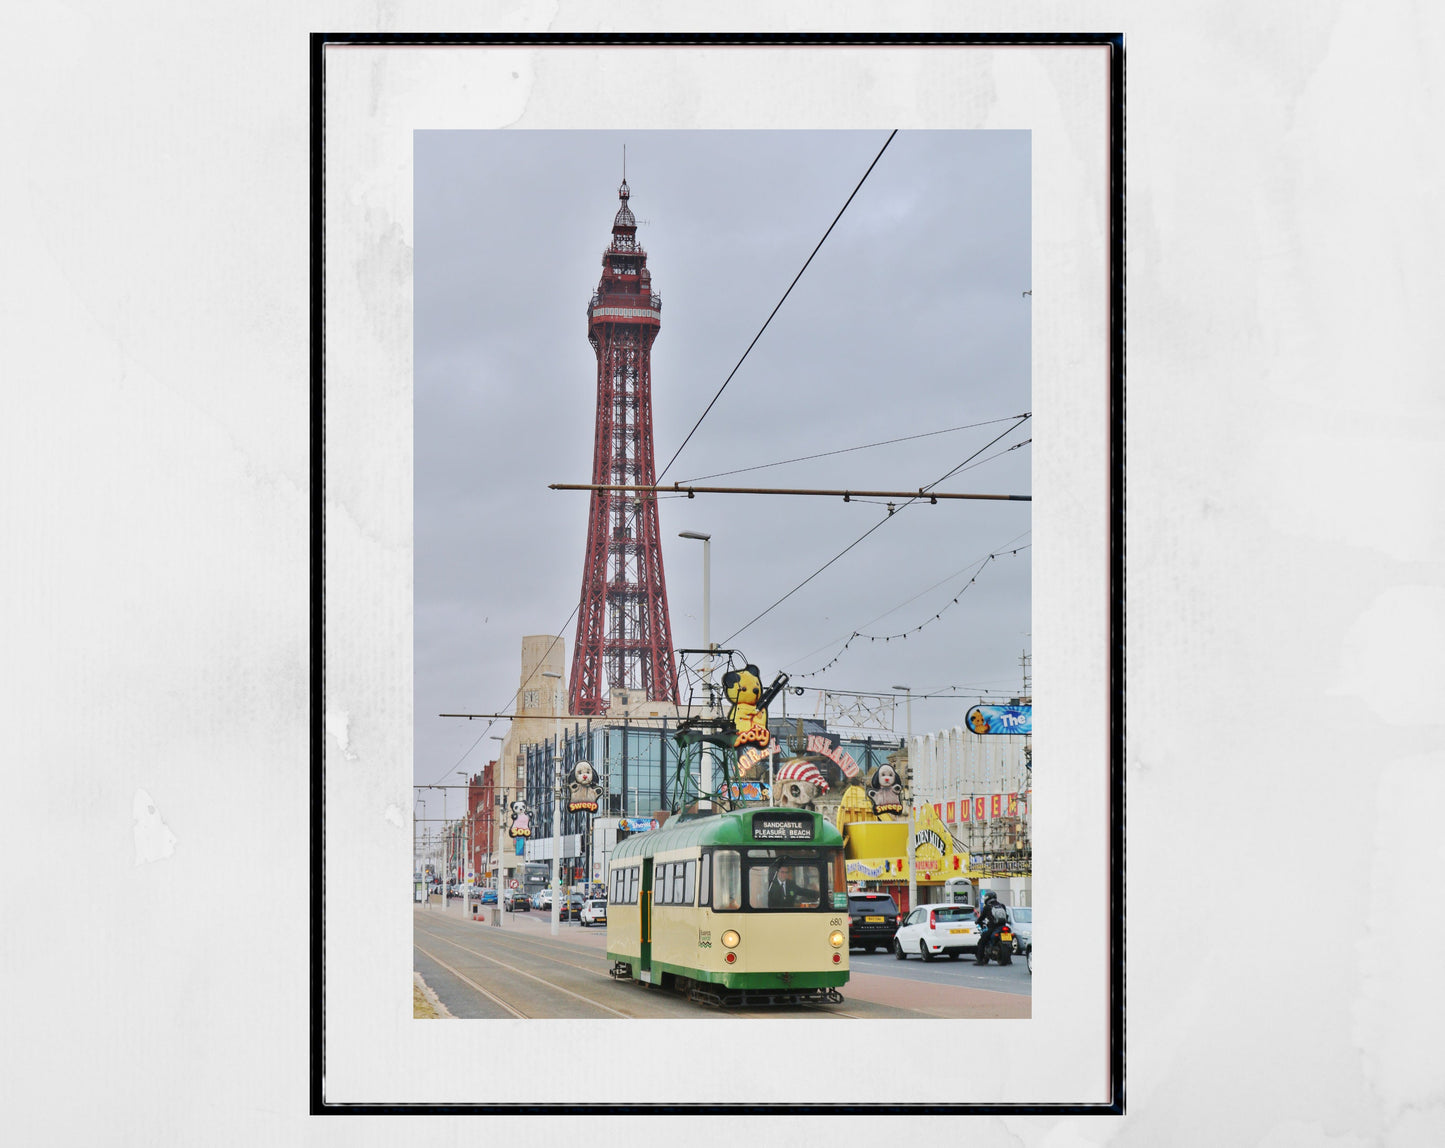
xmin=605 ymin=805 xmax=850 ymax=1006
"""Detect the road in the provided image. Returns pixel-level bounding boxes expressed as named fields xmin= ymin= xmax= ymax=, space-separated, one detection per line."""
xmin=414 ymin=901 xmax=1030 ymax=1019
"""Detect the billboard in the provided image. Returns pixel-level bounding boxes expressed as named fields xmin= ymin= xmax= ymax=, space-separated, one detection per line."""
xmin=964 ymin=704 xmax=1032 ymax=735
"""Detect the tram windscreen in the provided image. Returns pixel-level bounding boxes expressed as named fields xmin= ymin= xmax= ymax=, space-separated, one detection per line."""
xmin=709 ymin=847 xmax=844 ymax=911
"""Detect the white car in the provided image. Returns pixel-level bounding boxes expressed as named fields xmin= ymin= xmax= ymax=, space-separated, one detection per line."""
xmin=892 ymin=903 xmax=980 ymax=961
xmin=579 ymin=898 xmax=608 ymax=927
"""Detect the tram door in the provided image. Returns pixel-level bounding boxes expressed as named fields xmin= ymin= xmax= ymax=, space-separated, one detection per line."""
xmin=639 ymin=858 xmax=654 ymax=981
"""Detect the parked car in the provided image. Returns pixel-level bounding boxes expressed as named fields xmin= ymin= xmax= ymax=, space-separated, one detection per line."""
xmin=503 ymin=889 xmax=530 ymax=911
xmin=579 ymin=898 xmax=608 ymax=927
xmin=846 ymin=892 xmax=901 ymax=952
xmin=479 ymin=888 xmax=497 ymax=905
xmin=1008 ymin=905 xmax=1032 ymax=954
xmin=535 ymin=890 xmax=553 ymax=911
xmin=892 ymin=903 xmax=981 ymax=961
xmin=559 ymin=895 xmax=584 ymax=921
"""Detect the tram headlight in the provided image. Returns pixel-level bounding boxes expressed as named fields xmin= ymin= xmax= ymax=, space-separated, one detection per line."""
xmin=829 ymin=930 xmax=846 ymax=948
xmin=721 ymin=930 xmax=741 ymax=949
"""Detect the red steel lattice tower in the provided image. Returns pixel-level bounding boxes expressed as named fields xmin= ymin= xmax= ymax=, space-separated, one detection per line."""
xmin=569 ymin=178 xmax=680 ymax=715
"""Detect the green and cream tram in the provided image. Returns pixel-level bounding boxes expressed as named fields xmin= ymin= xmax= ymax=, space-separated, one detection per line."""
xmin=605 ymin=806 xmax=850 ymax=1006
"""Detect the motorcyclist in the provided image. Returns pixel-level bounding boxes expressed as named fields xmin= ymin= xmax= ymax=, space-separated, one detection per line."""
xmin=976 ymin=891 xmax=1008 ymax=950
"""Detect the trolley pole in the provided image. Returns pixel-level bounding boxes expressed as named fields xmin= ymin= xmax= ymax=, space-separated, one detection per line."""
xmin=679 ymin=530 xmax=713 ymax=809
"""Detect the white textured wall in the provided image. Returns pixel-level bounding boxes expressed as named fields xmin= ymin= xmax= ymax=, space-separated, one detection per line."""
xmin=5 ymin=2 xmax=1443 ymax=1142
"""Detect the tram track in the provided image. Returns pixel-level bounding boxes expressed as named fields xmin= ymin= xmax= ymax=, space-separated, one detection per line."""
xmin=414 ymin=925 xmax=635 ymax=1018
xmin=415 ymin=918 xmax=862 ymax=1019
xmin=413 ymin=942 xmax=531 ymax=1018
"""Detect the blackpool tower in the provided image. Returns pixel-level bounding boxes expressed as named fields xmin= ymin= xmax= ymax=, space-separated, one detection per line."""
xmin=569 ymin=178 xmax=680 ymax=715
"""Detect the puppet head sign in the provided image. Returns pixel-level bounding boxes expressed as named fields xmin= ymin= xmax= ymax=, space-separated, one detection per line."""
xmin=865 ymin=762 xmax=906 ymax=816
xmin=567 ymin=760 xmax=601 ymax=813
xmin=722 ymin=664 xmax=769 ymax=748
xmin=507 ymin=799 xmax=532 ymax=838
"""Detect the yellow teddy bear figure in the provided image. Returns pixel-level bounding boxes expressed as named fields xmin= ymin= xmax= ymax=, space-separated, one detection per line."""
xmin=722 ymin=664 xmax=770 ymax=749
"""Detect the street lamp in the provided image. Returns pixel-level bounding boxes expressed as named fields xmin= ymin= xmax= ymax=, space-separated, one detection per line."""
xmin=489 ymin=735 xmax=506 ymax=928
xmin=678 ymin=531 xmax=713 ymax=808
xmin=893 ymin=685 xmax=917 ymax=912
xmin=439 ymin=784 xmax=449 ymax=913
xmin=416 ymin=797 xmax=427 ymax=908
xmin=542 ymin=670 xmax=564 ymax=936
xmin=457 ymin=771 xmax=471 ymax=917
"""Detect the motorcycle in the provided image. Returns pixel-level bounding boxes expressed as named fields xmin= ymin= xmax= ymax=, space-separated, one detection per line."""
xmin=975 ymin=924 xmax=1015 ymax=966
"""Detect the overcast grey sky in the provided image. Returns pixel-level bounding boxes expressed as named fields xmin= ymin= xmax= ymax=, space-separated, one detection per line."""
xmin=414 ymin=129 xmax=1032 ymax=794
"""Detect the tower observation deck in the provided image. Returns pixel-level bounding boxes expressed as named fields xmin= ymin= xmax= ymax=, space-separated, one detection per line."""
xmin=569 ymin=178 xmax=680 ymax=715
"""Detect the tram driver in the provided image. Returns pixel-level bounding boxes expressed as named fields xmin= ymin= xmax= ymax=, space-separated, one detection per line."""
xmin=767 ymin=863 xmax=818 ymax=909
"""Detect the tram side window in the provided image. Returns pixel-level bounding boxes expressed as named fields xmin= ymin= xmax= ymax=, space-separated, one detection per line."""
xmin=698 ymin=854 xmax=711 ymax=908
xmin=671 ymin=863 xmax=685 ymax=905
xmin=712 ymin=849 xmax=742 ymax=910
xmin=626 ymin=866 xmax=638 ymax=905
xmin=683 ymin=860 xmax=695 ymax=906
xmin=656 ymin=864 xmax=670 ymax=905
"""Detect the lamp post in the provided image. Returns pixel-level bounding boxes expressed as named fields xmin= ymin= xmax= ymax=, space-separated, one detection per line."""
xmin=457 ymin=771 xmax=471 ymax=917
xmin=893 ymin=685 xmax=916 ymax=912
xmin=489 ymin=735 xmax=506 ymax=928
xmin=542 ymin=670 xmax=564 ymax=936
xmin=678 ymin=531 xmax=713 ymax=808
xmin=439 ymin=783 xmax=449 ymax=913
xmin=416 ymin=797 xmax=427 ymax=907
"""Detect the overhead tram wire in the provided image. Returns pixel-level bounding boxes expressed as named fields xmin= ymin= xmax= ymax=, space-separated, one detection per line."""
xmin=781 ymin=528 xmax=1033 ymax=669
xmin=562 ymin=435 xmax=1032 ymax=503
xmin=719 ymin=413 xmax=1031 ymax=647
xmin=655 ymin=129 xmax=899 ymax=485
xmin=674 ymin=412 xmax=1028 ymax=485
xmin=789 ymin=543 xmax=1031 ymax=679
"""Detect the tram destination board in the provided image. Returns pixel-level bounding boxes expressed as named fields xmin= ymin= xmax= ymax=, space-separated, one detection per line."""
xmin=752 ymin=811 xmax=813 ymax=841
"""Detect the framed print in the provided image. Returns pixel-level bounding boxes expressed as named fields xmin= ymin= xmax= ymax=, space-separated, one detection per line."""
xmin=317 ymin=33 xmax=1122 ymax=1113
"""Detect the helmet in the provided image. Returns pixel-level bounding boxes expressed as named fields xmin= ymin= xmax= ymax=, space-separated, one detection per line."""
xmin=984 ymin=891 xmax=998 ymax=904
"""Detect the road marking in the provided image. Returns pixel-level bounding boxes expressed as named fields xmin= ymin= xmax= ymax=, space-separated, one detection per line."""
xmin=415 ymin=927 xmax=634 ymax=1019
xmin=413 ymin=943 xmax=528 ymax=1019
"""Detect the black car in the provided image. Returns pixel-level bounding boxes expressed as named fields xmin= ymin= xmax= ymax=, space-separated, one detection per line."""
xmin=503 ymin=890 xmax=530 ymax=911
xmin=847 ymin=892 xmax=900 ymax=952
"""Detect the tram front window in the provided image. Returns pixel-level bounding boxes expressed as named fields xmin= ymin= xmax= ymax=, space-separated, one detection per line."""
xmin=746 ymin=850 xmax=827 ymax=911
xmin=713 ymin=849 xmax=742 ymax=910
xmin=708 ymin=848 xmax=841 ymax=911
